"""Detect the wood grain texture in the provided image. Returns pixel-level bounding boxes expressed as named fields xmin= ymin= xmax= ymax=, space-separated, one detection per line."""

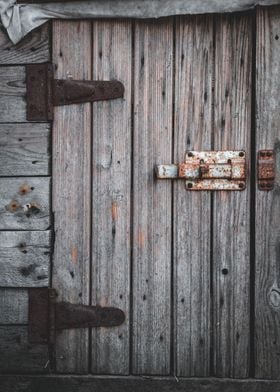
xmin=0 ymin=123 xmax=50 ymax=176
xmin=174 ymin=15 xmax=213 ymax=377
xmin=0 ymin=231 xmax=50 ymax=287
xmin=255 ymin=6 xmax=280 ymax=378
xmin=213 ymin=14 xmax=252 ymax=378
xmin=0 ymin=24 xmax=50 ymax=65
xmin=132 ymin=19 xmax=173 ymax=375
xmin=0 ymin=327 xmax=49 ymax=373
xmin=0 ymin=289 xmax=28 ymax=324
xmin=3 ymin=376 xmax=280 ymax=392
xmin=0 ymin=177 xmax=50 ymax=230
xmin=52 ymin=20 xmax=92 ymax=374
xmin=0 ymin=66 xmax=26 ymax=123
xmin=91 ymin=20 xmax=132 ymax=375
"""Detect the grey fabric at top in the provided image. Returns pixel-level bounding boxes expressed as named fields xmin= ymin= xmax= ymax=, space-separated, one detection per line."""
xmin=1 ymin=0 xmax=280 ymax=44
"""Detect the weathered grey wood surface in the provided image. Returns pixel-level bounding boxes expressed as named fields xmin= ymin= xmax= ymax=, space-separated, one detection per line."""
xmin=212 ymin=14 xmax=252 ymax=378
xmin=132 ymin=19 xmax=173 ymax=375
xmin=52 ymin=20 xmax=92 ymax=374
xmin=3 ymin=376 xmax=280 ymax=392
xmin=0 ymin=177 xmax=50 ymax=230
xmin=0 ymin=231 xmax=50 ymax=287
xmin=0 ymin=66 xmax=26 ymax=123
xmin=255 ymin=6 xmax=280 ymax=379
xmin=0 ymin=327 xmax=49 ymax=373
xmin=174 ymin=15 xmax=213 ymax=377
xmin=0 ymin=289 xmax=28 ymax=324
xmin=0 ymin=3 xmax=51 ymax=376
xmin=0 ymin=124 xmax=50 ymax=176
xmin=0 ymin=24 xmax=50 ymax=65
xmin=91 ymin=20 xmax=132 ymax=375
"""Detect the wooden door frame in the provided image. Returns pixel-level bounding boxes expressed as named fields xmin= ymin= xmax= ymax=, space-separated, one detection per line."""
xmin=2 ymin=376 xmax=280 ymax=392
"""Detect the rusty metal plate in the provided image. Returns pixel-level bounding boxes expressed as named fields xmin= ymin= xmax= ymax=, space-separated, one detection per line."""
xmin=184 ymin=151 xmax=246 ymax=191
xmin=258 ymin=150 xmax=275 ymax=191
xmin=26 ymin=63 xmax=125 ymax=121
xmin=28 ymin=288 xmax=49 ymax=344
xmin=28 ymin=288 xmax=125 ymax=343
xmin=156 ymin=150 xmax=246 ymax=191
xmin=26 ymin=63 xmax=53 ymax=122
xmin=55 ymin=302 xmax=125 ymax=330
xmin=53 ymin=79 xmax=124 ymax=106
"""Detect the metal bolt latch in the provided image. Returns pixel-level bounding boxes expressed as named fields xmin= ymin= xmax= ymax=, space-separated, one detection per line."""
xmin=258 ymin=150 xmax=275 ymax=191
xmin=156 ymin=151 xmax=246 ymax=191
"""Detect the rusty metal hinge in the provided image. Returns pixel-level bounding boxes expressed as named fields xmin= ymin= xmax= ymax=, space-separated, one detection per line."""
xmin=258 ymin=150 xmax=275 ymax=191
xmin=156 ymin=151 xmax=246 ymax=191
xmin=26 ymin=63 xmax=124 ymax=121
xmin=28 ymin=288 xmax=125 ymax=343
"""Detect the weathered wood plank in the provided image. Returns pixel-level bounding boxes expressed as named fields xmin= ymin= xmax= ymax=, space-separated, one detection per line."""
xmin=213 ymin=14 xmax=252 ymax=377
xmin=0 ymin=177 xmax=50 ymax=230
xmin=174 ymin=15 xmax=213 ymax=377
xmin=91 ymin=20 xmax=132 ymax=375
xmin=0 ymin=66 xmax=26 ymax=123
xmin=52 ymin=20 xmax=92 ymax=374
xmin=0 ymin=123 xmax=50 ymax=176
xmin=0 ymin=231 xmax=50 ymax=287
xmin=0 ymin=327 xmax=49 ymax=373
xmin=255 ymin=6 xmax=280 ymax=379
xmin=0 ymin=24 xmax=50 ymax=65
xmin=2 ymin=376 xmax=280 ymax=392
xmin=132 ymin=19 xmax=173 ymax=375
xmin=0 ymin=289 xmax=28 ymax=324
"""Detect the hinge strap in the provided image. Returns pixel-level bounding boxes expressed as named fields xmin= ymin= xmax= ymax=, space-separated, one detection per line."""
xmin=28 ymin=288 xmax=125 ymax=344
xmin=26 ymin=63 xmax=124 ymax=121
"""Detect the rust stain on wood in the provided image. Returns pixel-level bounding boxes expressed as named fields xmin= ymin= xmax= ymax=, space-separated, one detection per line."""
xmin=111 ymin=202 xmax=119 ymax=221
xmin=6 ymin=200 xmax=20 ymax=212
xmin=137 ymin=229 xmax=145 ymax=248
xmin=18 ymin=184 xmax=32 ymax=195
xmin=71 ymin=247 xmax=78 ymax=264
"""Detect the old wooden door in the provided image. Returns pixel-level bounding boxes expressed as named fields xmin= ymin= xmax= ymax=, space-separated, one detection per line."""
xmin=50 ymin=10 xmax=278 ymax=378
xmin=1 ymin=7 xmax=280 ymax=389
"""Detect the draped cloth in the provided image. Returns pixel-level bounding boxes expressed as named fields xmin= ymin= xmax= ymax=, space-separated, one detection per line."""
xmin=1 ymin=0 xmax=280 ymax=44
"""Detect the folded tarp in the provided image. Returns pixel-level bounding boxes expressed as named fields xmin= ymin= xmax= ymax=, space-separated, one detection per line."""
xmin=1 ymin=0 xmax=280 ymax=44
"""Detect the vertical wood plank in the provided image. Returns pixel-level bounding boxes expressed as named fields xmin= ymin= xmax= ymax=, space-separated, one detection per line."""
xmin=174 ymin=15 xmax=213 ymax=377
xmin=52 ymin=21 xmax=92 ymax=373
xmin=132 ymin=19 xmax=173 ymax=375
xmin=213 ymin=14 xmax=252 ymax=377
xmin=255 ymin=6 xmax=280 ymax=378
xmin=91 ymin=20 xmax=132 ymax=375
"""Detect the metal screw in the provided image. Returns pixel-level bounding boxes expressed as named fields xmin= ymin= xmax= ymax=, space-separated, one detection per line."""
xmin=239 ymin=151 xmax=245 ymax=157
xmin=187 ymin=183 xmax=193 ymax=189
xmin=239 ymin=182 xmax=244 ymax=189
